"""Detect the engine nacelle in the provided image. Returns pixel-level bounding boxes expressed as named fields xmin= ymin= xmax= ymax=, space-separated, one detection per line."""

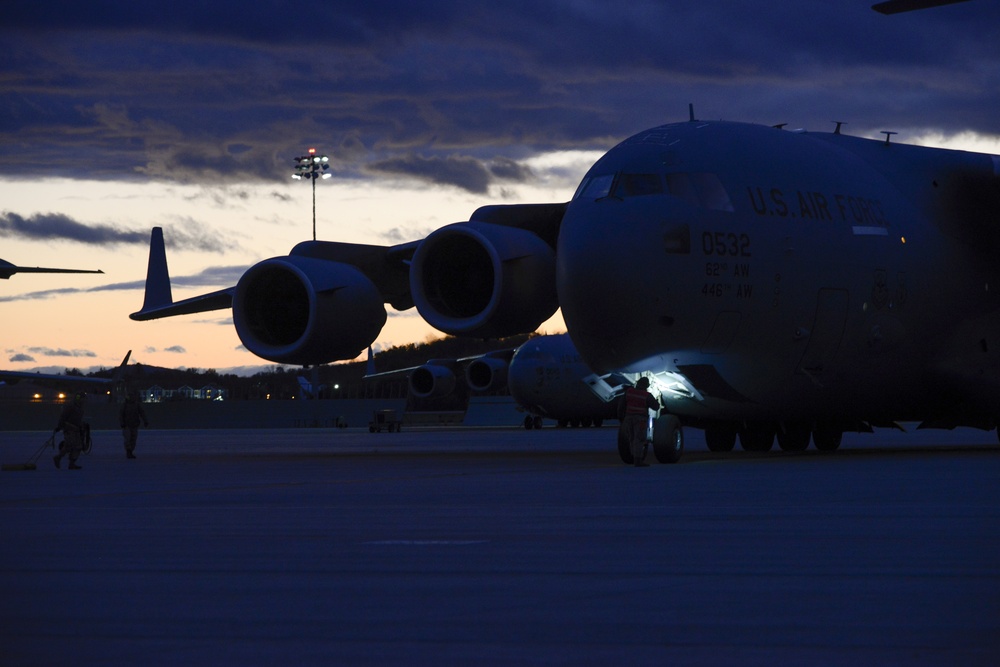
xmin=409 ymin=362 xmax=457 ymax=399
xmin=465 ymin=357 xmax=508 ymax=393
xmin=410 ymin=221 xmax=557 ymax=338
xmin=232 ymin=255 xmax=386 ymax=365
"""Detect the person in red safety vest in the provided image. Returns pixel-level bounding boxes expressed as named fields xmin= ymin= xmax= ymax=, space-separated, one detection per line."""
xmin=618 ymin=376 xmax=661 ymax=467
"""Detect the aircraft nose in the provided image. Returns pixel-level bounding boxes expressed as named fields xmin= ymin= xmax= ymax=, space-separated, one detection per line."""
xmin=557 ymin=203 xmax=646 ymax=371
xmin=557 ymin=199 xmax=688 ymax=372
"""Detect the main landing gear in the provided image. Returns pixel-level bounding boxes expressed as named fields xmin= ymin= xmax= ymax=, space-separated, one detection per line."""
xmin=704 ymin=421 xmax=843 ymax=453
xmin=616 ymin=419 xmax=845 ymax=464
xmin=617 ymin=415 xmax=685 ymax=464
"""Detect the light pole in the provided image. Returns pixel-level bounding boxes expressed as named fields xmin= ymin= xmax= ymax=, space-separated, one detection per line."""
xmin=291 ymin=148 xmax=331 ymax=241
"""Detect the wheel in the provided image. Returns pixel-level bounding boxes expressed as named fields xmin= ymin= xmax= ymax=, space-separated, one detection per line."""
xmin=594 ymin=418 xmax=603 ymax=428
xmin=813 ymin=426 xmax=842 ymax=451
xmin=523 ymin=415 xmax=534 ymax=430
xmin=368 ymin=425 xmax=376 ymax=433
xmin=652 ymin=415 xmax=684 ymax=463
xmin=705 ymin=425 xmax=737 ymax=452
xmin=81 ymin=424 xmax=93 ymax=454
xmin=777 ymin=422 xmax=811 ymax=452
xmin=739 ymin=423 xmax=775 ymax=452
xmin=617 ymin=425 xmax=633 ymax=464
xmin=533 ymin=416 xmax=543 ymax=429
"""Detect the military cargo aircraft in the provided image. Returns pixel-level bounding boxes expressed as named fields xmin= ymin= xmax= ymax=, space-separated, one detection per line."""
xmin=133 ymin=114 xmax=1000 ymax=462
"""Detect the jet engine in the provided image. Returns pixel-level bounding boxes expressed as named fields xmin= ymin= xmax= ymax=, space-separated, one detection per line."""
xmin=409 ymin=362 xmax=457 ymax=399
xmin=410 ymin=221 xmax=557 ymax=338
xmin=232 ymin=255 xmax=386 ymax=365
xmin=465 ymin=357 xmax=508 ymax=393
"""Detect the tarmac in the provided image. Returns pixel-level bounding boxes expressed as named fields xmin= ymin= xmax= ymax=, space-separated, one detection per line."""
xmin=1 ymin=425 xmax=999 ymax=666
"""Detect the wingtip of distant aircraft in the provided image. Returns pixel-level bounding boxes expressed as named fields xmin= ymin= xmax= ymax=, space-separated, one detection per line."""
xmin=872 ymin=0 xmax=972 ymax=14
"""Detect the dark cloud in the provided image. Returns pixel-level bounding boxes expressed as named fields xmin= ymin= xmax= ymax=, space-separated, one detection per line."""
xmin=164 ymin=345 xmax=186 ymax=353
xmin=0 ymin=212 xmax=147 ymax=245
xmin=8 ymin=353 xmax=35 ymax=363
xmin=0 ymin=1 xmax=997 ymax=191
xmin=367 ymin=154 xmax=493 ymax=193
xmin=27 ymin=346 xmax=97 ymax=358
xmin=0 ymin=212 xmax=238 ymax=253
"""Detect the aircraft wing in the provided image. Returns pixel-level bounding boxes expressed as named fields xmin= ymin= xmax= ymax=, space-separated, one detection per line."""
xmin=0 ymin=350 xmax=131 ymax=390
xmin=131 ymin=202 xmax=565 ymax=365
xmin=0 ymin=370 xmax=112 ymax=386
xmin=365 ymin=348 xmax=517 ymax=398
xmin=0 ymin=258 xmax=103 ymax=280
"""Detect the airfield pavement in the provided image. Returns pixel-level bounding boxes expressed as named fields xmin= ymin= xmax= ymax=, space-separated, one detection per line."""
xmin=1 ymin=425 xmax=998 ymax=666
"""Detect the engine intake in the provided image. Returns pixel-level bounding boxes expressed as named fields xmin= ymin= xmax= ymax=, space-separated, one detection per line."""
xmin=233 ymin=256 xmax=386 ymax=365
xmin=410 ymin=222 xmax=557 ymax=338
xmin=409 ymin=362 xmax=457 ymax=399
xmin=465 ymin=357 xmax=508 ymax=392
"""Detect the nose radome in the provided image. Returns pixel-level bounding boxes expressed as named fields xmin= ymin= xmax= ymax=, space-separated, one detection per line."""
xmin=557 ymin=203 xmax=643 ymax=372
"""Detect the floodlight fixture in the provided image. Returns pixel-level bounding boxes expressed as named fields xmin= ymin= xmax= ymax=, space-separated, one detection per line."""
xmin=291 ymin=147 xmax=331 ymax=240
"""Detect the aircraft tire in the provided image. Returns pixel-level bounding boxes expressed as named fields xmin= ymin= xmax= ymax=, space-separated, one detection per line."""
xmin=705 ymin=425 xmax=737 ymax=452
xmin=652 ymin=415 xmax=684 ymax=463
xmin=777 ymin=422 xmax=811 ymax=452
xmin=617 ymin=426 xmax=633 ymax=464
xmin=739 ymin=424 xmax=775 ymax=452
xmin=523 ymin=415 xmax=534 ymax=430
xmin=533 ymin=415 xmax=543 ymax=429
xmin=813 ymin=428 xmax=842 ymax=452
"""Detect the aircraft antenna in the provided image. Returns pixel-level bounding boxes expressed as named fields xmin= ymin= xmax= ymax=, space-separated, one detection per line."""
xmin=833 ymin=121 xmax=847 ymax=135
xmin=688 ymin=103 xmax=695 ymax=122
xmin=881 ymin=131 xmax=898 ymax=146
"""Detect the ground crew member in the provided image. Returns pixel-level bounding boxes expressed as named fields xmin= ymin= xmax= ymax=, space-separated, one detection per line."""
xmin=119 ymin=391 xmax=149 ymax=459
xmin=53 ymin=392 xmax=86 ymax=470
xmin=618 ymin=377 xmax=660 ymax=467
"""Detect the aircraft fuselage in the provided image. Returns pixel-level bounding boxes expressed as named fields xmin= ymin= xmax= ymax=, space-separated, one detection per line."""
xmin=557 ymin=121 xmax=1000 ymax=427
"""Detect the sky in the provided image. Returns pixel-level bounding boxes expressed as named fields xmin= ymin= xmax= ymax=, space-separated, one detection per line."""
xmin=1 ymin=0 xmax=998 ymax=375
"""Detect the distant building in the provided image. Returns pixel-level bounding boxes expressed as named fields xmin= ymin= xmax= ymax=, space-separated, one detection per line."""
xmin=140 ymin=383 xmax=227 ymax=402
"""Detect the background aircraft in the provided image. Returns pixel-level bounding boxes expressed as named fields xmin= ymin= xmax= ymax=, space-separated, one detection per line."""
xmin=0 ymin=350 xmax=132 ymax=400
xmin=133 ymin=112 xmax=1000 ymax=463
xmin=364 ymin=333 xmax=624 ymax=429
xmin=0 ymin=258 xmax=102 ymax=280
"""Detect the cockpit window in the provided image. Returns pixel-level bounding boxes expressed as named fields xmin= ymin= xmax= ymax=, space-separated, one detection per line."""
xmin=574 ymin=173 xmax=615 ymax=200
xmin=667 ymin=172 xmax=734 ymax=212
xmin=616 ymin=173 xmax=664 ymax=197
xmin=575 ymin=170 xmax=733 ymax=212
xmin=665 ymin=173 xmax=699 ymax=206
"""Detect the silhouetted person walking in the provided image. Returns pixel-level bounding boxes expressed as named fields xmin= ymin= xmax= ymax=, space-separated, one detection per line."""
xmin=53 ymin=393 xmax=86 ymax=470
xmin=119 ymin=392 xmax=149 ymax=459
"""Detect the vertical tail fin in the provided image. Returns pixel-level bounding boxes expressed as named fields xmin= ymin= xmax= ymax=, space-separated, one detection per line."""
xmin=141 ymin=227 xmax=173 ymax=311
xmin=366 ymin=346 xmax=376 ymax=375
